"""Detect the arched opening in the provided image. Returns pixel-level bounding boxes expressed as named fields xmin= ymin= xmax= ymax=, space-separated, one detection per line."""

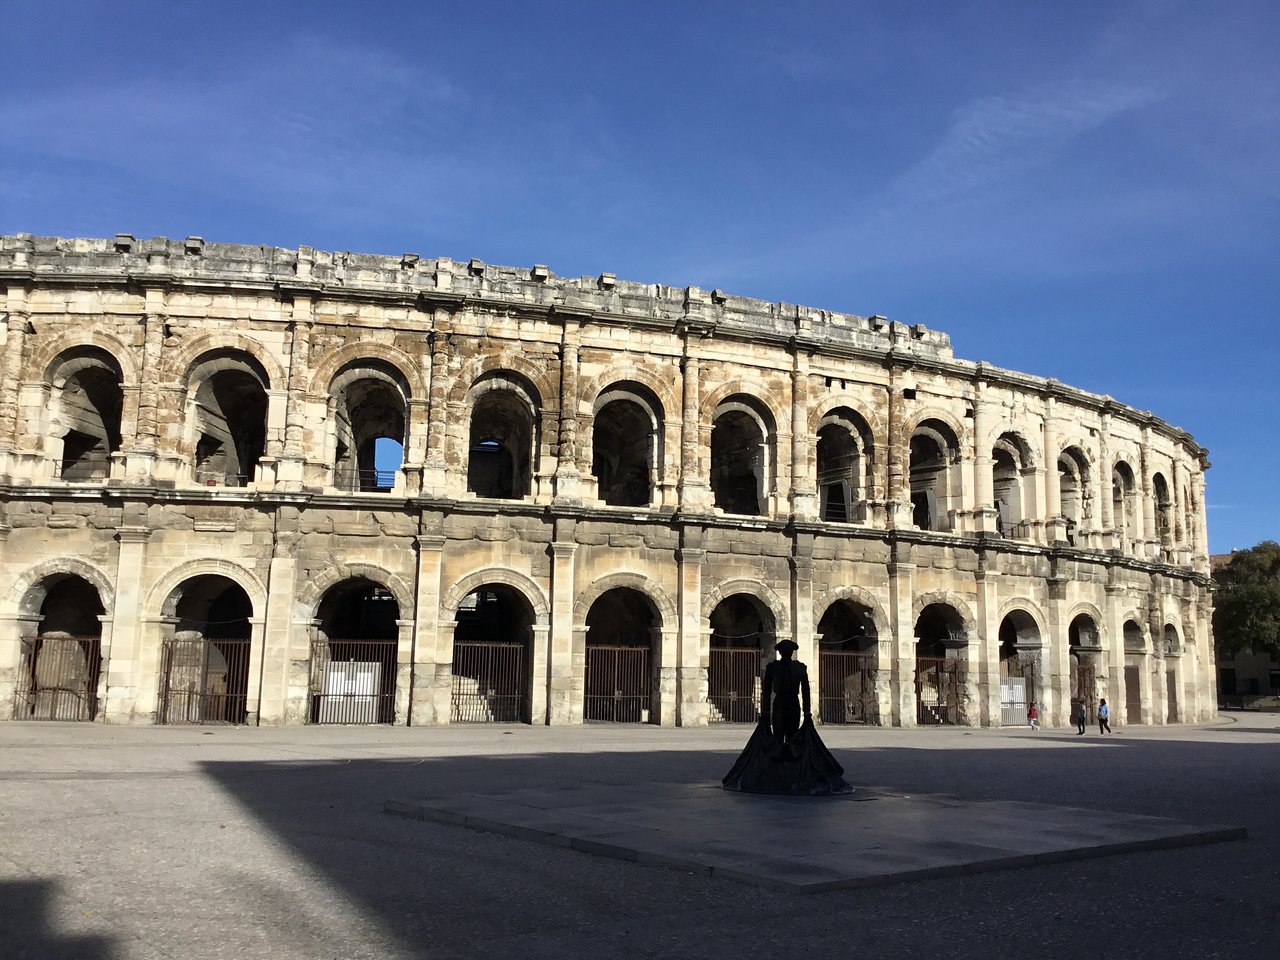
xmin=708 ymin=594 xmax=775 ymax=722
xmin=914 ymin=602 xmax=966 ymax=725
xmin=309 ymin=578 xmax=400 ymax=724
xmin=909 ymin=421 xmax=959 ymax=532
xmin=1068 ymin=613 xmax=1101 ymax=724
xmin=158 ymin=576 xmax=252 ymax=724
xmin=1153 ymin=473 xmax=1173 ymax=550
xmin=188 ymin=351 xmax=269 ymax=488
xmin=15 ymin=575 xmax=105 ymax=721
xmin=331 ymin=361 xmax=408 ymax=493
xmin=451 ymin=584 xmax=534 ymax=722
xmin=49 ymin=348 xmax=123 ymax=482
xmin=816 ymin=599 xmax=878 ymax=724
xmin=592 ymin=385 xmax=660 ymax=507
xmin=993 ymin=432 xmax=1033 ymax=537
xmin=816 ymin=408 xmax=874 ymax=523
xmin=1124 ymin=619 xmax=1146 ymax=724
xmin=1163 ymin=624 xmax=1181 ymax=723
xmin=710 ymin=396 xmax=774 ymax=516
xmin=584 ymin=587 xmax=657 ymax=722
xmin=1112 ymin=461 xmax=1137 ymax=547
xmin=997 ymin=610 xmax=1040 ymax=725
xmin=467 ymin=378 xmax=537 ymax=500
xmin=1058 ymin=446 xmax=1090 ymax=544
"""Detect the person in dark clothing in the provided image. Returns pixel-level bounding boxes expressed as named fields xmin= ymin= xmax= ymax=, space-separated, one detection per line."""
xmin=1074 ymin=701 xmax=1088 ymax=735
xmin=762 ymin=639 xmax=809 ymax=741
xmin=1098 ymin=698 xmax=1112 ymax=734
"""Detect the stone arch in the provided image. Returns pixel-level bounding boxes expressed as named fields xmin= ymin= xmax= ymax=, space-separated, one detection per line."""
xmin=441 ymin=567 xmax=550 ymax=624
xmin=144 ymin=559 xmax=267 ymax=620
xmin=310 ymin=341 xmax=425 ymax=400
xmin=905 ymin=407 xmax=968 ymax=451
xmin=578 ymin=364 xmax=679 ymax=423
xmin=995 ymin=598 xmax=1049 ymax=642
xmin=1065 ymin=601 xmax=1109 ymax=648
xmin=572 ymin=572 xmax=676 ymax=628
xmin=296 ymin=562 xmax=414 ymax=620
xmin=34 ymin=332 xmax=140 ymax=387
xmin=701 ymin=578 xmax=790 ymax=634
xmin=911 ymin=590 xmax=978 ymax=638
xmin=165 ymin=332 xmax=286 ymax=390
xmin=812 ymin=585 xmax=890 ymax=639
xmin=700 ymin=378 xmax=787 ymax=430
xmin=807 ymin=394 xmax=885 ymax=440
xmin=985 ymin=421 xmax=1041 ymax=467
xmin=447 ymin=353 xmax=558 ymax=410
xmin=5 ymin=557 xmax=116 ymax=617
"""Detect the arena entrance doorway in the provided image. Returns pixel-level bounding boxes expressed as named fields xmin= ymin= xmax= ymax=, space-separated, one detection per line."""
xmin=816 ymin=599 xmax=878 ymax=724
xmin=583 ymin=587 xmax=655 ymax=723
xmin=309 ymin=579 xmax=399 ymax=724
xmin=915 ymin=603 xmax=967 ymax=725
xmin=451 ymin=585 xmax=534 ymax=723
xmin=1068 ymin=614 xmax=1101 ymax=724
xmin=708 ymin=594 xmax=774 ymax=723
xmin=15 ymin=574 xmax=105 ymax=721
xmin=997 ymin=610 xmax=1040 ymax=726
xmin=158 ymin=576 xmax=252 ymax=725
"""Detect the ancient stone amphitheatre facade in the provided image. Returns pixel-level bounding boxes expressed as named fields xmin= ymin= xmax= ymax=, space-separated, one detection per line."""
xmin=0 ymin=234 xmax=1215 ymax=729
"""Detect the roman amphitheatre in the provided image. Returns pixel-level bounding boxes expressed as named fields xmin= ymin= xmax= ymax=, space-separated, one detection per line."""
xmin=0 ymin=233 xmax=1214 ymax=729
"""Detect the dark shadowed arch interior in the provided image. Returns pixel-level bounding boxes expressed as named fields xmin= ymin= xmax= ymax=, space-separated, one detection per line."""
xmin=52 ymin=348 xmax=123 ymax=482
xmin=468 ymin=389 xmax=534 ymax=499
xmin=711 ymin=397 xmax=773 ymax=516
xmin=816 ymin=407 xmax=874 ymax=523
xmin=914 ymin=602 xmax=967 ymax=725
xmin=1058 ymin=446 xmax=1090 ymax=541
xmin=1124 ymin=620 xmax=1145 ymax=651
xmin=1068 ymin=613 xmax=1101 ymax=721
xmin=311 ymin=578 xmax=400 ymax=724
xmin=592 ymin=392 xmax=656 ymax=507
xmin=1112 ymin=461 xmax=1137 ymax=541
xmin=452 ymin=584 xmax=535 ymax=723
xmin=992 ymin=432 xmax=1032 ymax=535
xmin=997 ymin=610 xmax=1041 ymax=723
xmin=817 ymin=599 xmax=879 ymax=724
xmin=910 ymin=421 xmax=958 ymax=531
xmin=1153 ymin=473 xmax=1173 ymax=546
xmin=16 ymin=575 xmax=105 ymax=721
xmin=708 ymin=594 xmax=775 ymax=722
xmin=190 ymin=352 xmax=269 ymax=488
xmin=331 ymin=362 xmax=407 ymax=493
xmin=584 ymin=587 xmax=657 ymax=722
xmin=160 ymin=575 xmax=253 ymax=725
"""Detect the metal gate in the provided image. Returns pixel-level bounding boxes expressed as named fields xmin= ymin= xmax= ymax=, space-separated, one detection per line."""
xmin=451 ymin=641 xmax=526 ymax=722
xmin=309 ymin=639 xmax=398 ymax=724
xmin=1073 ymin=662 xmax=1097 ymax=723
xmin=916 ymin=656 xmax=965 ymax=725
xmin=584 ymin=644 xmax=650 ymax=722
xmin=13 ymin=635 xmax=102 ymax=721
xmin=818 ymin=650 xmax=877 ymax=724
xmin=708 ymin=648 xmax=761 ymax=723
xmin=1166 ymin=668 xmax=1179 ymax=722
xmin=999 ymin=653 xmax=1038 ymax=726
xmin=1125 ymin=664 xmax=1142 ymax=724
xmin=159 ymin=637 xmax=250 ymax=725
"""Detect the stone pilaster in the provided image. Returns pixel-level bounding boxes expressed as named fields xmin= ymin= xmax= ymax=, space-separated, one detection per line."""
xmin=888 ymin=544 xmax=915 ymax=726
xmin=104 ymin=520 xmax=151 ymax=723
xmin=553 ymin=319 xmax=583 ymax=501
xmin=885 ymin=366 xmax=908 ymax=529
xmin=1043 ymin=394 xmax=1066 ymax=542
xmin=972 ymin=379 xmax=998 ymax=534
xmin=677 ymin=348 xmax=710 ymax=511
xmin=676 ymin=527 xmax=706 ymax=725
xmin=790 ymin=350 xmax=817 ymax=519
xmin=547 ymin=528 xmax=577 ymax=724
xmin=410 ymin=532 xmax=448 ymax=724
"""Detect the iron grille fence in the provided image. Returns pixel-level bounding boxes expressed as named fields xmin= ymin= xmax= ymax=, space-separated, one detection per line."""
xmin=999 ymin=653 xmax=1038 ymax=725
xmin=1166 ymin=668 xmax=1179 ymax=722
xmin=708 ymin=648 xmax=761 ymax=723
xmin=818 ymin=650 xmax=878 ymax=724
xmin=347 ymin=469 xmax=397 ymax=493
xmin=451 ymin=641 xmax=526 ymax=722
xmin=159 ymin=637 xmax=251 ymax=725
xmin=309 ymin=639 xmax=398 ymax=724
xmin=916 ymin=656 xmax=966 ymax=725
xmin=584 ymin=644 xmax=650 ymax=722
xmin=1072 ymin=662 xmax=1097 ymax=723
xmin=13 ymin=635 xmax=102 ymax=721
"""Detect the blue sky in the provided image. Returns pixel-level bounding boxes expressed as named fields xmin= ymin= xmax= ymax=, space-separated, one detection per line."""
xmin=3 ymin=1 xmax=1276 ymax=553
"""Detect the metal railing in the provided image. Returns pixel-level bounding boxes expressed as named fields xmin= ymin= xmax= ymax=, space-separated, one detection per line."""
xmin=451 ymin=641 xmax=526 ymax=722
xmin=13 ymin=635 xmax=102 ymax=721
xmin=584 ymin=644 xmax=650 ymax=722
xmin=195 ymin=472 xmax=249 ymax=488
xmin=158 ymin=637 xmax=251 ymax=725
xmin=998 ymin=653 xmax=1038 ymax=725
xmin=916 ymin=656 xmax=966 ymax=725
xmin=708 ymin=648 xmax=761 ymax=723
xmin=340 ymin=469 xmax=398 ymax=493
xmin=309 ymin=639 xmax=398 ymax=724
xmin=818 ymin=650 xmax=878 ymax=724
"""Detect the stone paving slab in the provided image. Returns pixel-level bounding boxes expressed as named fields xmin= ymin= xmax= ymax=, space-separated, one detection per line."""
xmin=385 ymin=782 xmax=1247 ymax=893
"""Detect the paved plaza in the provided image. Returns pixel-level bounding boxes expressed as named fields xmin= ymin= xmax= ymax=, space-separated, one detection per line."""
xmin=1 ymin=717 xmax=1277 ymax=959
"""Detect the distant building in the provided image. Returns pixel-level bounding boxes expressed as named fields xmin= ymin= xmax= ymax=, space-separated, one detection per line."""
xmin=1212 ymin=552 xmax=1280 ymax=708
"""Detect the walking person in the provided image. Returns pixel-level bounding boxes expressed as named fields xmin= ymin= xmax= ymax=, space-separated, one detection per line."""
xmin=1074 ymin=700 xmax=1087 ymax=735
xmin=1027 ymin=701 xmax=1039 ymax=731
xmin=1098 ymin=698 xmax=1112 ymax=734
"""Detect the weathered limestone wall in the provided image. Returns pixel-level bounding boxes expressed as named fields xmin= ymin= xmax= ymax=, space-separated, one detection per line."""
xmin=0 ymin=234 xmax=1216 ymax=729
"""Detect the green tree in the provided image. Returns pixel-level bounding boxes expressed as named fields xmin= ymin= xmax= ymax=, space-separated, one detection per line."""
xmin=1213 ymin=540 xmax=1280 ymax=657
